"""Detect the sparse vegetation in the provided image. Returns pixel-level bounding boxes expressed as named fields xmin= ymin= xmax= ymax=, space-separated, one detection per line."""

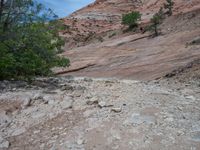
xmin=158 ymin=7 xmax=165 ymax=20
xmin=147 ymin=6 xmax=166 ymax=36
xmin=148 ymin=13 xmax=163 ymax=36
xmin=0 ymin=0 xmax=70 ymax=80
xmin=164 ymin=0 xmax=174 ymax=16
xmin=122 ymin=11 xmax=141 ymax=31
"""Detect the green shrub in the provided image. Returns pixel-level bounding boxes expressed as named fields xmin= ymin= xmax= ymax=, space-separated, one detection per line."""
xmin=147 ymin=6 xmax=166 ymax=37
xmin=122 ymin=11 xmax=141 ymax=30
xmin=0 ymin=0 xmax=70 ymax=80
xmin=148 ymin=13 xmax=162 ymax=36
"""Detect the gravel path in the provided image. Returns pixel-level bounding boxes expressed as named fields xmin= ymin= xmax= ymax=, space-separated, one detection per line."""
xmin=0 ymin=77 xmax=199 ymax=150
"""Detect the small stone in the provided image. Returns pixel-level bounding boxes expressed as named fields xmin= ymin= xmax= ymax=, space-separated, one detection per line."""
xmin=43 ymin=95 xmax=55 ymax=104
xmin=32 ymin=112 xmax=45 ymax=119
xmin=74 ymin=93 xmax=82 ymax=97
xmin=61 ymin=84 xmax=74 ymax=91
xmin=48 ymin=99 xmax=56 ymax=105
xmin=77 ymin=139 xmax=84 ymax=145
xmin=12 ymin=88 xmax=16 ymax=91
xmin=165 ymin=117 xmax=174 ymax=122
xmin=0 ymin=140 xmax=9 ymax=149
xmin=84 ymin=78 xmax=93 ymax=82
xmin=0 ymin=136 xmax=9 ymax=148
xmin=177 ymin=130 xmax=185 ymax=136
xmin=0 ymin=112 xmax=11 ymax=127
xmin=40 ymin=143 xmax=45 ymax=149
xmin=191 ymin=132 xmax=200 ymax=142
xmin=33 ymin=93 xmax=43 ymax=100
xmin=33 ymin=130 xmax=40 ymax=134
xmin=125 ymin=113 xmax=156 ymax=126
xmin=60 ymin=98 xmax=73 ymax=109
xmin=75 ymin=85 xmax=86 ymax=91
xmin=11 ymin=128 xmax=26 ymax=136
xmin=42 ymin=95 xmax=50 ymax=104
xmin=52 ymin=135 xmax=58 ymax=140
xmin=177 ymin=106 xmax=183 ymax=111
xmin=185 ymin=95 xmax=196 ymax=101
xmin=22 ymin=97 xmax=32 ymax=109
xmin=86 ymin=97 xmax=99 ymax=105
xmin=111 ymin=107 xmax=122 ymax=113
xmin=98 ymin=101 xmax=106 ymax=108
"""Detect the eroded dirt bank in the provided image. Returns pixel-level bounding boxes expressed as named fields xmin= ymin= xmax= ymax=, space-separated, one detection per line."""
xmin=0 ymin=76 xmax=199 ymax=150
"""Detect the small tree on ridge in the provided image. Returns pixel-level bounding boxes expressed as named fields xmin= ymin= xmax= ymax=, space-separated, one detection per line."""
xmin=122 ymin=11 xmax=141 ymax=30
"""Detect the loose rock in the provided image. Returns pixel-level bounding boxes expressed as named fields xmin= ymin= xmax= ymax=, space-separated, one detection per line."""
xmin=86 ymin=97 xmax=99 ymax=105
xmin=111 ymin=107 xmax=122 ymax=113
xmin=98 ymin=101 xmax=106 ymax=108
xmin=0 ymin=136 xmax=9 ymax=149
xmin=22 ymin=97 xmax=32 ymax=109
xmin=77 ymin=139 xmax=84 ymax=145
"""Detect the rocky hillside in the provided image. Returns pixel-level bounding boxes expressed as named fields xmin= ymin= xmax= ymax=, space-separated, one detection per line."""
xmin=0 ymin=0 xmax=200 ymax=150
xmin=57 ymin=0 xmax=200 ymax=80
xmin=61 ymin=0 xmax=200 ymax=49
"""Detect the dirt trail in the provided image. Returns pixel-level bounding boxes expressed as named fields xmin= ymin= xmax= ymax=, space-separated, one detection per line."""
xmin=0 ymin=77 xmax=199 ymax=150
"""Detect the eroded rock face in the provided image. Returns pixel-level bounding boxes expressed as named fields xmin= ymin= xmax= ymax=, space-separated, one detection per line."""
xmin=0 ymin=77 xmax=200 ymax=150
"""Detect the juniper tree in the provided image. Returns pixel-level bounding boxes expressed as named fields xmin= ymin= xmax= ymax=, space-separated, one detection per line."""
xmin=0 ymin=0 xmax=70 ymax=80
xmin=149 ymin=13 xmax=162 ymax=36
xmin=122 ymin=11 xmax=141 ymax=30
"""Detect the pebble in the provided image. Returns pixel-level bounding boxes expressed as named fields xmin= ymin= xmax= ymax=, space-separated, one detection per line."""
xmin=77 ymin=139 xmax=84 ymax=145
xmin=165 ymin=117 xmax=174 ymax=122
xmin=125 ymin=113 xmax=156 ymax=126
xmin=111 ymin=107 xmax=122 ymax=113
xmin=11 ymin=128 xmax=26 ymax=136
xmin=0 ymin=112 xmax=12 ymax=127
xmin=98 ymin=101 xmax=106 ymax=108
xmin=60 ymin=97 xmax=73 ymax=109
xmin=33 ymin=93 xmax=43 ymax=100
xmin=191 ymin=132 xmax=200 ymax=142
xmin=185 ymin=95 xmax=196 ymax=101
xmin=0 ymin=136 xmax=9 ymax=148
xmin=33 ymin=130 xmax=40 ymax=134
xmin=22 ymin=97 xmax=32 ymax=108
xmin=86 ymin=97 xmax=99 ymax=105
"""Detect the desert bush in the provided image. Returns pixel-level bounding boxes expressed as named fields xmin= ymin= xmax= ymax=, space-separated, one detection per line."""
xmin=148 ymin=13 xmax=162 ymax=36
xmin=147 ymin=6 xmax=166 ymax=37
xmin=122 ymin=11 xmax=141 ymax=30
xmin=0 ymin=0 xmax=69 ymax=80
